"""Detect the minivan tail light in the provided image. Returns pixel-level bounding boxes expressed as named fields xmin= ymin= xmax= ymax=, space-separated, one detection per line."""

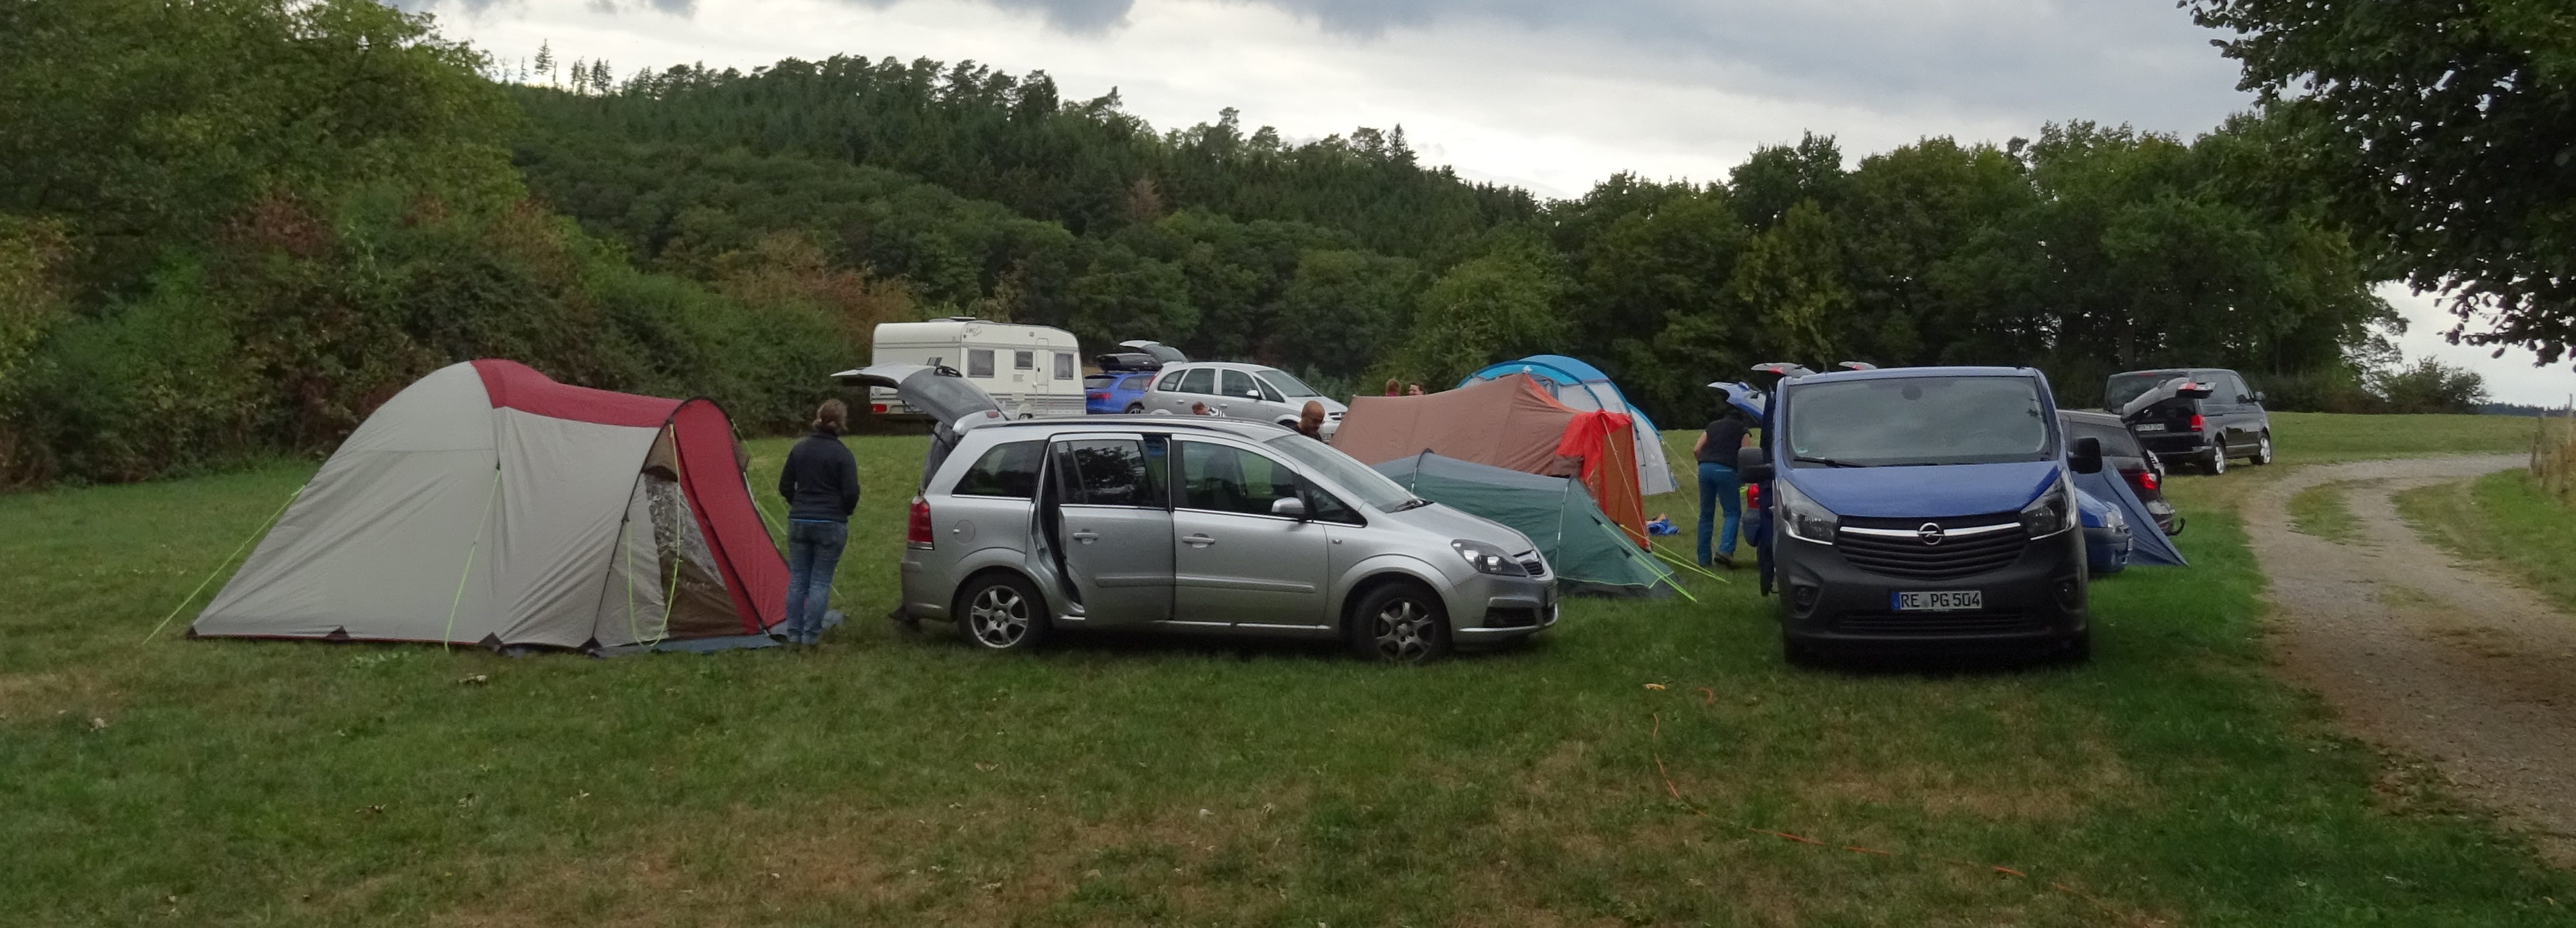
xmin=907 ymin=497 xmax=934 ymax=549
xmin=2188 ymin=413 xmax=2205 ymax=433
xmin=2136 ymin=470 xmax=2159 ymax=491
xmin=872 ymin=404 xmax=890 ymax=414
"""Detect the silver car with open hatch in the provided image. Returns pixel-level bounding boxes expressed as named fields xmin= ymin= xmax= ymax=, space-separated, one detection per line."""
xmin=834 ymin=364 xmax=1556 ymax=663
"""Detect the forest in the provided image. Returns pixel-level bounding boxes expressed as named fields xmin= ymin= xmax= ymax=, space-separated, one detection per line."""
xmin=0 ymin=0 xmax=2489 ymax=487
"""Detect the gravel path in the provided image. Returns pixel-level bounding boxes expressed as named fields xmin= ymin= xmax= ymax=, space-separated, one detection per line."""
xmin=2247 ymin=455 xmax=2576 ymax=864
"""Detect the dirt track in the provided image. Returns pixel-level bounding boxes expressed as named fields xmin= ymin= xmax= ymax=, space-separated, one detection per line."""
xmin=2247 ymin=455 xmax=2576 ymax=864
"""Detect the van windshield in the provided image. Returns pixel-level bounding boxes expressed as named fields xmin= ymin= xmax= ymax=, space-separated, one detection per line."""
xmin=1256 ymin=369 xmax=1321 ymax=398
xmin=1786 ymin=376 xmax=2053 ymax=467
xmin=2104 ymin=372 xmax=2183 ymax=409
xmin=1264 ymin=434 xmax=1418 ymax=510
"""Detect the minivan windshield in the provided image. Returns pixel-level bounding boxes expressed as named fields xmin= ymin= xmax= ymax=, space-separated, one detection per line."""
xmin=1264 ymin=434 xmax=1419 ymax=510
xmin=2104 ymin=371 xmax=2183 ymax=409
xmin=1256 ymin=369 xmax=1321 ymax=398
xmin=1786 ymin=376 xmax=2053 ymax=467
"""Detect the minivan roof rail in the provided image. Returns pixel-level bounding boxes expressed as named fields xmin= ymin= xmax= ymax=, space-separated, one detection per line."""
xmin=1835 ymin=361 xmax=1877 ymax=371
xmin=1752 ymin=362 xmax=1816 ymax=378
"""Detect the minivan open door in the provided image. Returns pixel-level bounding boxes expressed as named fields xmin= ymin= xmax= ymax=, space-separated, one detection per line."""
xmin=832 ymin=364 xmax=1007 ymax=487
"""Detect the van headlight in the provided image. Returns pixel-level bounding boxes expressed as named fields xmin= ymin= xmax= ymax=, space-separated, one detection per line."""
xmin=1452 ymin=540 xmax=1530 ymax=576
xmin=2021 ymin=485 xmax=2075 ymax=538
xmin=1775 ymin=479 xmax=1838 ymax=545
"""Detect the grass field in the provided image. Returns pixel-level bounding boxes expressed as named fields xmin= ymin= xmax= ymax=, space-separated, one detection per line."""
xmin=6 ymin=416 xmax=2574 ymax=925
xmin=2398 ymin=470 xmax=2576 ymax=614
xmin=2285 ymin=481 xmax=2364 ymax=543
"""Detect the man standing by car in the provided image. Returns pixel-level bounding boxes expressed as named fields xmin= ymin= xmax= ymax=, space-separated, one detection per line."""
xmin=778 ymin=399 xmax=859 ymax=645
xmin=1692 ymin=393 xmax=1752 ymax=568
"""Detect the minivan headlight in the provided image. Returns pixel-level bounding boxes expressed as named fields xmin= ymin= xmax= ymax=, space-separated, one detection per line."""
xmin=2021 ymin=485 xmax=2075 ymax=538
xmin=1451 ymin=540 xmax=1530 ymax=576
xmin=1775 ymin=479 xmax=1838 ymax=545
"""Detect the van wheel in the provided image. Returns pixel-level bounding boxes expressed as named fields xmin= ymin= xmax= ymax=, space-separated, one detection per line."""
xmin=956 ymin=573 xmax=1049 ymax=652
xmin=1124 ymin=403 xmax=1144 ymax=414
xmin=2204 ymin=445 xmax=2228 ymax=475
xmin=2249 ymin=431 xmax=2273 ymax=466
xmin=1347 ymin=583 xmax=1451 ymax=664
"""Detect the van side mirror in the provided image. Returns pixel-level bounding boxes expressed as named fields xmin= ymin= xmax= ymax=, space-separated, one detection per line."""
xmin=1736 ymin=445 xmax=1773 ymax=482
xmin=1270 ymin=497 xmax=1309 ymax=520
xmin=2070 ymin=437 xmax=2104 ymax=474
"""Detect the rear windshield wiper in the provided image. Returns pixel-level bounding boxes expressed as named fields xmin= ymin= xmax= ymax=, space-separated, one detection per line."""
xmin=1792 ymin=456 xmax=1867 ymax=468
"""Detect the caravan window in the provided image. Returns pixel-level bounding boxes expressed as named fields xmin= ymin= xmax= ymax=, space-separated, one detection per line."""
xmin=967 ymin=349 xmax=995 ymax=378
xmin=1014 ymin=350 xmax=1034 ymax=371
xmin=1055 ymin=352 xmax=1075 ymax=380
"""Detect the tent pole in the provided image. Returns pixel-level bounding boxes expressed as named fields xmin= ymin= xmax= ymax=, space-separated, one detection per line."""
xmin=442 ymin=464 xmax=504 ymax=652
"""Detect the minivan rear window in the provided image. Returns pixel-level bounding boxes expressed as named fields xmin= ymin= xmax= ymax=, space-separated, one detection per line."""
xmin=2105 ymin=372 xmax=2183 ymax=408
xmin=953 ymin=441 xmax=1044 ymax=498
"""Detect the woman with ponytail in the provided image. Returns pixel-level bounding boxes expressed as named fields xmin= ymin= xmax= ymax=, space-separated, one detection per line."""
xmin=776 ymin=399 xmax=859 ymax=645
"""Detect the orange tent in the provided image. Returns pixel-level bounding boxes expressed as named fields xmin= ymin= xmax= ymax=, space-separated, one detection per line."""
xmin=1333 ymin=374 xmax=1651 ymax=544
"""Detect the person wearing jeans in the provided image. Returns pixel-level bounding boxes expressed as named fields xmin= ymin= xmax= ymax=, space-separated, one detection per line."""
xmin=1694 ymin=395 xmax=1753 ymax=568
xmin=778 ymin=399 xmax=860 ymax=645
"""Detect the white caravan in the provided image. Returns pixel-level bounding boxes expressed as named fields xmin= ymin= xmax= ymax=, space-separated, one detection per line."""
xmin=865 ymin=318 xmax=1084 ymax=420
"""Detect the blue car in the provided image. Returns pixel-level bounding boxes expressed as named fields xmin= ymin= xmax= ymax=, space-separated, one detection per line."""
xmin=1084 ymin=371 xmax=1155 ymax=415
xmin=2077 ymin=489 xmax=2131 ymax=576
xmin=1738 ymin=365 xmax=2106 ymax=664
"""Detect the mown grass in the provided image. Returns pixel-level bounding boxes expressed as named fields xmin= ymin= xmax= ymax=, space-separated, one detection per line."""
xmin=2267 ymin=411 xmax=2535 ymax=465
xmin=2285 ymin=481 xmax=2364 ymax=544
xmin=4 ymin=421 xmax=2573 ymax=925
xmin=2397 ymin=470 xmax=2576 ymax=614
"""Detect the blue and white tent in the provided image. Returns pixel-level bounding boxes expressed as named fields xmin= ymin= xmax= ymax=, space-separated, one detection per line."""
xmin=1462 ymin=356 xmax=1678 ymax=495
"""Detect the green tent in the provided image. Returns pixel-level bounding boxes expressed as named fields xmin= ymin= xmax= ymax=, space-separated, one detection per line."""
xmin=1373 ymin=452 xmax=1675 ymax=597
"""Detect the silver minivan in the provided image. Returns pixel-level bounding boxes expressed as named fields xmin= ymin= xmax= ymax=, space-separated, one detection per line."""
xmin=1140 ymin=362 xmax=1346 ymax=437
xmin=840 ymin=365 xmax=1554 ymax=663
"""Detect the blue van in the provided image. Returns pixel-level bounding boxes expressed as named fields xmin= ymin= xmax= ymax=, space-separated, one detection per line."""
xmin=1736 ymin=366 xmax=2105 ymax=664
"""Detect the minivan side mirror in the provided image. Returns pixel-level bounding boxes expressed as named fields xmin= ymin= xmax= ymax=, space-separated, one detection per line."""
xmin=1270 ymin=497 xmax=1309 ymax=520
xmin=2251 ymin=390 xmax=2266 ymax=404
xmin=2070 ymin=437 xmax=2104 ymax=474
xmin=1736 ymin=445 xmax=1773 ymax=482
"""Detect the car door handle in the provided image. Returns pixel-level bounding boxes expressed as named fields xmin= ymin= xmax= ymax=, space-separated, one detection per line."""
xmin=1183 ymin=534 xmax=1216 ymax=547
xmin=1070 ymin=531 xmax=1101 ymax=543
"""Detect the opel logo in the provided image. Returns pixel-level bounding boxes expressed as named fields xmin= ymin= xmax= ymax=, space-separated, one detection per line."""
xmin=1917 ymin=522 xmax=1946 ymax=545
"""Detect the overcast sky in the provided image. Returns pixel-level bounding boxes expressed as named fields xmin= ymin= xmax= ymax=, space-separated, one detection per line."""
xmin=406 ymin=0 xmax=2572 ymax=405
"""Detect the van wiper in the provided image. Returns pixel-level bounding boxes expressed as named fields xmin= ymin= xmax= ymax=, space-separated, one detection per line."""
xmin=1793 ymin=456 xmax=1867 ymax=468
xmin=1389 ymin=497 xmax=1433 ymax=512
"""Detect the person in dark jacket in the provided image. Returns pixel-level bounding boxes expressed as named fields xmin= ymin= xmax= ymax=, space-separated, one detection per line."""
xmin=1692 ymin=391 xmax=1752 ymax=568
xmin=777 ymin=399 xmax=859 ymax=645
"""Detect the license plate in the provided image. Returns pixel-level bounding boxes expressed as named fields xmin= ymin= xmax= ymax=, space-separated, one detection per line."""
xmin=2132 ymin=422 xmax=2166 ymax=432
xmin=1892 ymin=590 xmax=1983 ymax=612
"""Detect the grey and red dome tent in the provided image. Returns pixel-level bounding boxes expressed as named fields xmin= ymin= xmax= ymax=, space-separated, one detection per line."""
xmin=191 ymin=360 xmax=788 ymax=653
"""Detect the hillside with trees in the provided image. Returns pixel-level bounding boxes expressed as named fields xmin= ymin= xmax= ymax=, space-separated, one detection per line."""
xmin=0 ymin=0 xmax=2471 ymax=486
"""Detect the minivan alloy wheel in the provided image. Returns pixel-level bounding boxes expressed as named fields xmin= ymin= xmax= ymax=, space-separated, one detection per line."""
xmin=2251 ymin=431 xmax=2273 ymax=466
xmin=1375 ymin=600 xmax=1437 ymax=662
xmin=1350 ymin=583 xmax=1452 ymax=664
xmin=967 ymin=583 xmax=1032 ymax=649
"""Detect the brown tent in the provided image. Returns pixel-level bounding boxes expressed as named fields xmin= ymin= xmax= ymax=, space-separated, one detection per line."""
xmin=1333 ymin=374 xmax=1652 ymax=543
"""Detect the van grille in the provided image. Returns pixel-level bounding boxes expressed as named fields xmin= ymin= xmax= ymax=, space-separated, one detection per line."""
xmin=1834 ymin=520 xmax=2027 ymax=581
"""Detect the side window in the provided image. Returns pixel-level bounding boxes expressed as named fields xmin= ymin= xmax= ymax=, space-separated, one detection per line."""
xmin=1052 ymin=438 xmax=1165 ymax=508
xmin=1157 ymin=370 xmax=1189 ymax=391
xmin=1178 ymin=441 xmax=1306 ymax=517
xmin=1177 ymin=368 xmax=1216 ymax=395
xmin=1121 ymin=374 xmax=1151 ymax=391
xmin=967 ymin=349 xmax=995 ymax=378
xmin=1014 ymin=350 xmax=1035 ymax=371
xmin=953 ymin=441 xmax=1044 ymax=499
xmin=1055 ymin=352 xmax=1075 ymax=380
xmin=1218 ymin=369 xmax=1262 ymax=400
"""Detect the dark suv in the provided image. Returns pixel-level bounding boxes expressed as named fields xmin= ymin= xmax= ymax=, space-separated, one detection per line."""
xmin=2103 ymin=368 xmax=2272 ymax=474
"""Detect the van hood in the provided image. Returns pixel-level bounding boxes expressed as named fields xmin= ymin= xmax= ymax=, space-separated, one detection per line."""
xmin=1786 ymin=461 xmax=2062 ymax=520
xmin=1393 ymin=499 xmax=1537 ymax=552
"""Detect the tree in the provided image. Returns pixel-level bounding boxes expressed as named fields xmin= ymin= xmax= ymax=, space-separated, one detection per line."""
xmin=1387 ymin=236 xmax=1567 ymax=385
xmin=2187 ymin=0 xmax=2576 ymax=364
xmin=534 ymin=40 xmax=554 ymax=86
xmin=1727 ymin=201 xmax=1850 ymax=365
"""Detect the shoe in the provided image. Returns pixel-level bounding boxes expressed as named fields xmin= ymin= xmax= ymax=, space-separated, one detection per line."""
xmin=1714 ymin=554 xmax=1736 ymax=570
